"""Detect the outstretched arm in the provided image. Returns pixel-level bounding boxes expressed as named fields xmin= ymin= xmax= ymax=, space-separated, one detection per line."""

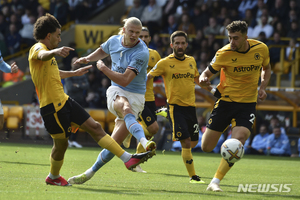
xmin=60 ymin=65 xmax=92 ymax=79
xmin=0 ymin=58 xmax=18 ymax=73
xmin=73 ymin=47 xmax=109 ymax=65
xmin=37 ymin=46 xmax=74 ymax=61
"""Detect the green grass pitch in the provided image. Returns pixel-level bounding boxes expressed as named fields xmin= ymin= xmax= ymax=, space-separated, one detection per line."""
xmin=0 ymin=143 xmax=299 ymax=200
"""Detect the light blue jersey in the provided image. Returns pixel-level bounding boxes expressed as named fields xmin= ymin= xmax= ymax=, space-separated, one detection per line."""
xmin=251 ymin=133 xmax=269 ymax=154
xmin=266 ymin=133 xmax=291 ymax=156
xmin=101 ymin=35 xmax=149 ymax=94
xmin=0 ymin=50 xmax=11 ymax=73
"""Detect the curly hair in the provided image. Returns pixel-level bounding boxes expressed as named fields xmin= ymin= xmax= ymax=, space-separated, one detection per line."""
xmin=226 ymin=20 xmax=248 ymax=35
xmin=33 ymin=13 xmax=61 ymax=41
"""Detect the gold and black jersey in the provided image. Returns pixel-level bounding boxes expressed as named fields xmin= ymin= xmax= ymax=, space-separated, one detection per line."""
xmin=145 ymin=48 xmax=161 ymax=101
xmin=210 ymin=39 xmax=270 ymax=103
xmin=149 ymin=54 xmax=199 ymax=107
xmin=28 ymin=43 xmax=68 ymax=112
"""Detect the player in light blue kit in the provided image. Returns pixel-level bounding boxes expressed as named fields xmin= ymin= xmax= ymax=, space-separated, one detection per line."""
xmin=0 ymin=50 xmax=19 ymax=130
xmin=68 ymin=17 xmax=156 ymax=184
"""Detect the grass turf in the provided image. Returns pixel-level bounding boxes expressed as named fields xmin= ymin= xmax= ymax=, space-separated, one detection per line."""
xmin=0 ymin=143 xmax=299 ymax=200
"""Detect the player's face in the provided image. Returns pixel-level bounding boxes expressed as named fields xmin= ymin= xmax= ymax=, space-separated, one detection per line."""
xmin=139 ymin=30 xmax=151 ymax=47
xmin=171 ymin=36 xmax=188 ymax=58
xmin=228 ymin=31 xmax=248 ymax=52
xmin=49 ymin=28 xmax=61 ymax=49
xmin=123 ymin=23 xmax=142 ymax=47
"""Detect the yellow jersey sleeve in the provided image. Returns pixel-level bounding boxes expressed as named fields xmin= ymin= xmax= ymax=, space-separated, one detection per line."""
xmin=145 ymin=49 xmax=161 ymax=101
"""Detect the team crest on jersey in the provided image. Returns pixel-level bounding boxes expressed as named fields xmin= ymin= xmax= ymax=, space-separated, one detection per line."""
xmin=254 ymin=53 xmax=260 ymax=60
xmin=189 ymin=63 xmax=193 ymax=69
xmin=151 ymin=56 xmax=154 ymax=62
xmin=170 ymin=65 xmax=175 ymax=68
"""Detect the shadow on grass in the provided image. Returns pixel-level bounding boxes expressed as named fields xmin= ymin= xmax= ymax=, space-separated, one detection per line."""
xmin=74 ymin=184 xmax=300 ymax=199
xmin=0 ymin=160 xmax=48 ymax=166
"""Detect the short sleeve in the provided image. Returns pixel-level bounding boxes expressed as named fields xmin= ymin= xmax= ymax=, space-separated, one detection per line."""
xmin=29 ymin=44 xmax=45 ymax=61
xmin=128 ymin=51 xmax=149 ymax=73
xmin=149 ymin=59 xmax=165 ymax=77
xmin=100 ymin=36 xmax=113 ymax=54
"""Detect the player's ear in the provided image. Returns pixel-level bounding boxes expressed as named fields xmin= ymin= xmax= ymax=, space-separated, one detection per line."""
xmin=170 ymin=43 xmax=173 ymax=48
xmin=46 ymin=33 xmax=51 ymax=39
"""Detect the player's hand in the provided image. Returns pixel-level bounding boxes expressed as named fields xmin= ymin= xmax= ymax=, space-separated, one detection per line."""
xmin=258 ymin=88 xmax=267 ymax=101
xmin=55 ymin=46 xmax=74 ymax=58
xmin=10 ymin=62 xmax=18 ymax=73
xmin=74 ymin=65 xmax=92 ymax=76
xmin=96 ymin=60 xmax=106 ymax=71
xmin=73 ymin=57 xmax=90 ymax=65
xmin=199 ymin=76 xmax=211 ymax=88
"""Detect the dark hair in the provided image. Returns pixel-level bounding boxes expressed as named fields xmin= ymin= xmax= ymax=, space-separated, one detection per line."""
xmin=226 ymin=20 xmax=248 ymax=35
xmin=141 ymin=26 xmax=149 ymax=33
xmin=170 ymin=31 xmax=187 ymax=43
xmin=33 ymin=13 xmax=61 ymax=41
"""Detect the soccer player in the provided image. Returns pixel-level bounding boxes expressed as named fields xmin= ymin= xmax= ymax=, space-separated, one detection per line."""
xmin=122 ymin=27 xmax=161 ymax=173
xmin=147 ymin=30 xmax=205 ymax=184
xmin=29 ymin=13 xmax=154 ymax=186
xmin=67 ymin=17 xmax=156 ymax=184
xmin=0 ymin=50 xmax=19 ymax=130
xmin=199 ymin=20 xmax=271 ymax=192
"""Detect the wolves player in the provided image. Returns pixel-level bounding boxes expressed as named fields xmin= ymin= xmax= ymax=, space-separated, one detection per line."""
xmin=199 ymin=20 xmax=271 ymax=191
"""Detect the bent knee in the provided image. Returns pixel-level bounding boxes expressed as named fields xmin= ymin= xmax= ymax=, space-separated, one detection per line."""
xmin=201 ymin=142 xmax=215 ymax=153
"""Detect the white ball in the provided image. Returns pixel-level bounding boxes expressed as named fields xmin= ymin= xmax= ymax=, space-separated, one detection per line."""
xmin=221 ymin=138 xmax=244 ymax=163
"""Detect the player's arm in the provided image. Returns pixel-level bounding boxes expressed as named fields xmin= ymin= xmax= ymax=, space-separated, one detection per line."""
xmin=0 ymin=58 xmax=18 ymax=73
xmin=198 ymin=66 xmax=220 ymax=97
xmin=37 ymin=46 xmax=74 ymax=61
xmin=74 ymin=47 xmax=109 ymax=65
xmin=96 ymin=60 xmax=136 ymax=87
xmin=258 ymin=63 xmax=271 ymax=101
xmin=59 ymin=65 xmax=92 ymax=79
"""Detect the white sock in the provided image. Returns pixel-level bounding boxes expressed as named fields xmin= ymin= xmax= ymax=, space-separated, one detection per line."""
xmin=85 ymin=167 xmax=96 ymax=179
xmin=119 ymin=152 xmax=132 ymax=163
xmin=211 ymin=177 xmax=220 ymax=184
xmin=48 ymin=172 xmax=60 ymax=180
xmin=140 ymin=137 xmax=148 ymax=150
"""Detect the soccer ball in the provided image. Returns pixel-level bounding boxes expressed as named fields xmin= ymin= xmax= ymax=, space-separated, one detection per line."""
xmin=221 ymin=138 xmax=244 ymax=163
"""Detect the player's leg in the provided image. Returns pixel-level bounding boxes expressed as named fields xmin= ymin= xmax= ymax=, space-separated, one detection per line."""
xmin=207 ymin=126 xmax=250 ymax=192
xmin=135 ymin=102 xmax=159 ymax=153
xmin=73 ymin=98 xmax=154 ymax=168
xmin=46 ymin=138 xmax=70 ymax=186
xmin=207 ymin=102 xmax=255 ymax=192
xmin=201 ymin=128 xmax=223 ymax=152
xmin=42 ymin=105 xmax=72 ymax=186
xmin=114 ymin=96 xmax=156 ymax=151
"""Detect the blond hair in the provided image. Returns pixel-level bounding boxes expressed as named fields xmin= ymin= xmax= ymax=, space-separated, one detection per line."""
xmin=118 ymin=17 xmax=142 ymax=35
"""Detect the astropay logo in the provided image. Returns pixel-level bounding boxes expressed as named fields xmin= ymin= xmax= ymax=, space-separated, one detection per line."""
xmin=237 ymin=184 xmax=292 ymax=193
